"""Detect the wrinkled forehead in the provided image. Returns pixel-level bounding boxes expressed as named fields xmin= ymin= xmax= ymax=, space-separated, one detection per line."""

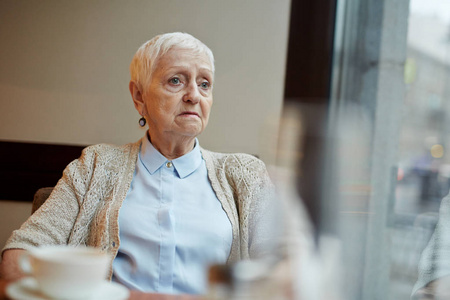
xmin=154 ymin=46 xmax=214 ymax=73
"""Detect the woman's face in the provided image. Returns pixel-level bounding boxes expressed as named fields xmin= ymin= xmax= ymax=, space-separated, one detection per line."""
xmin=140 ymin=47 xmax=214 ymax=141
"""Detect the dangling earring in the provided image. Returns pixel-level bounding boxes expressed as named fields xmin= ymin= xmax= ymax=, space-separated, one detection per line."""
xmin=139 ymin=116 xmax=146 ymax=127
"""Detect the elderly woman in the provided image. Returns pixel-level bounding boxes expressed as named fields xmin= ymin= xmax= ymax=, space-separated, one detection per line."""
xmin=0 ymin=32 xmax=276 ymax=294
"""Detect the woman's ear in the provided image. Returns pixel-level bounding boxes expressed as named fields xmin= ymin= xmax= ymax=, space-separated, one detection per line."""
xmin=129 ymin=81 xmax=145 ymax=115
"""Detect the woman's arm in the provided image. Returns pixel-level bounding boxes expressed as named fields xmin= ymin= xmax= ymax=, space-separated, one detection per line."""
xmin=413 ymin=194 xmax=450 ymax=295
xmin=1 ymin=146 xmax=97 ymax=255
xmin=413 ymin=276 xmax=450 ymax=299
xmin=0 ymin=249 xmax=26 ymax=281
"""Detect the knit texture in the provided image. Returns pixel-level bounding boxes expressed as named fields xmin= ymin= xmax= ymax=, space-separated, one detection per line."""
xmin=413 ymin=194 xmax=450 ymax=294
xmin=3 ymin=139 xmax=275 ymax=279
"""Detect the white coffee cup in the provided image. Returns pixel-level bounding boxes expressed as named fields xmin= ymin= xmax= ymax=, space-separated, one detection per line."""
xmin=19 ymin=245 xmax=110 ymax=300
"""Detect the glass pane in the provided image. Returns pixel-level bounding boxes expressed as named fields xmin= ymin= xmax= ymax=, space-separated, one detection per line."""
xmin=396 ymin=0 xmax=450 ymax=298
xmin=326 ymin=0 xmax=450 ymax=299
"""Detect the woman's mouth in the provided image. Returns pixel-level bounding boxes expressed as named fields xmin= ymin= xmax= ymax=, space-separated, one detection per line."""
xmin=179 ymin=111 xmax=199 ymax=117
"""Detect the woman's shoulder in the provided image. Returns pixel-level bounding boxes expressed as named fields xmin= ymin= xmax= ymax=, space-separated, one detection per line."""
xmin=200 ymin=148 xmax=268 ymax=178
xmin=201 ymin=148 xmax=263 ymax=165
xmin=80 ymin=140 xmax=140 ymax=160
xmin=201 ymin=148 xmax=273 ymax=199
xmin=65 ymin=140 xmax=140 ymax=176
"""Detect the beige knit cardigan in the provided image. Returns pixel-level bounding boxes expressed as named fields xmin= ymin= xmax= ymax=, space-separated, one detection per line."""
xmin=3 ymin=139 xmax=275 ymax=278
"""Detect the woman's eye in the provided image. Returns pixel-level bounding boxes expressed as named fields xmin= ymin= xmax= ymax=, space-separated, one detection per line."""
xmin=200 ymin=81 xmax=210 ymax=89
xmin=169 ymin=78 xmax=180 ymax=85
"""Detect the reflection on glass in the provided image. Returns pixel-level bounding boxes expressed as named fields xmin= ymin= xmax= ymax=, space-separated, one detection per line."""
xmin=399 ymin=0 xmax=450 ymax=298
xmin=324 ymin=0 xmax=450 ymax=299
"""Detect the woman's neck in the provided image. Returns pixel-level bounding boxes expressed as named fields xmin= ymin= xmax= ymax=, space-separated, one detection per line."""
xmin=147 ymin=131 xmax=196 ymax=160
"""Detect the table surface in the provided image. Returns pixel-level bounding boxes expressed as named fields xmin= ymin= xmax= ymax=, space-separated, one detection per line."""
xmin=0 ymin=278 xmax=203 ymax=300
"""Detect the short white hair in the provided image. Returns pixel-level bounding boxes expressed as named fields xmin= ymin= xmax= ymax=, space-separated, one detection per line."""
xmin=130 ymin=32 xmax=215 ymax=92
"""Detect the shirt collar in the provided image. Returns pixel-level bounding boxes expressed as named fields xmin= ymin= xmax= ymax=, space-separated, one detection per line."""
xmin=139 ymin=134 xmax=203 ymax=179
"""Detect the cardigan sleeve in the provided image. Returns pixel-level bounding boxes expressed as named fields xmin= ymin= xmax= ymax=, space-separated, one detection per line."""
xmin=245 ymin=159 xmax=282 ymax=259
xmin=242 ymin=159 xmax=314 ymax=262
xmin=413 ymin=194 xmax=450 ymax=294
xmin=221 ymin=153 xmax=283 ymax=259
xmin=1 ymin=146 xmax=97 ymax=253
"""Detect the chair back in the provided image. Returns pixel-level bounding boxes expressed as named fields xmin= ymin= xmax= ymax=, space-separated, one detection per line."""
xmin=32 ymin=187 xmax=54 ymax=214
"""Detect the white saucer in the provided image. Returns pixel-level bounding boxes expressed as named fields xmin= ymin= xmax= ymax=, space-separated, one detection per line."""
xmin=6 ymin=277 xmax=130 ymax=300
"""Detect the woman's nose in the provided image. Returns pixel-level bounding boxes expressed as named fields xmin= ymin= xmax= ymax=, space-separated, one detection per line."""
xmin=182 ymin=82 xmax=201 ymax=104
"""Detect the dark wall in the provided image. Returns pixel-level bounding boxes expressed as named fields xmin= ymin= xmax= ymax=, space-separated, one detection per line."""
xmin=284 ymin=0 xmax=337 ymax=238
xmin=0 ymin=141 xmax=84 ymax=201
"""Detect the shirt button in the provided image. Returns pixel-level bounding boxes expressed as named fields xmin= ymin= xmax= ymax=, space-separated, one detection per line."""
xmin=166 ymin=161 xmax=173 ymax=168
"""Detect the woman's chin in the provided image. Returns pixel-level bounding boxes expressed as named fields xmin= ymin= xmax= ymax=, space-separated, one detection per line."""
xmin=176 ymin=125 xmax=204 ymax=138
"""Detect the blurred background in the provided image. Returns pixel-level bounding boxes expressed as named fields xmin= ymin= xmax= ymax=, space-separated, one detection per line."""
xmin=1 ymin=0 xmax=450 ymax=299
xmin=0 ymin=0 xmax=290 ymax=250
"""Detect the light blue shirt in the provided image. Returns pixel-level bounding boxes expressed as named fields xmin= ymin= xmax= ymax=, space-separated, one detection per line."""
xmin=112 ymin=136 xmax=232 ymax=294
